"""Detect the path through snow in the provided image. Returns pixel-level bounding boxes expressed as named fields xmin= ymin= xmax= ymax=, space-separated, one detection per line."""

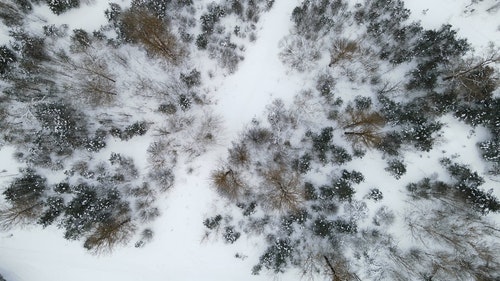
xmin=215 ymin=0 xmax=303 ymax=140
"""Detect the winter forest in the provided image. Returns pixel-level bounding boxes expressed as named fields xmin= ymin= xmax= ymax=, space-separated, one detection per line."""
xmin=0 ymin=0 xmax=499 ymax=280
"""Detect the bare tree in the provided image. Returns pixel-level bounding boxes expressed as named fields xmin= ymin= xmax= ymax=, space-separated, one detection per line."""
xmin=0 ymin=201 xmax=43 ymax=230
xmin=341 ymin=108 xmax=385 ymax=148
xmin=211 ymin=167 xmax=246 ymax=200
xmin=83 ymin=217 xmax=136 ymax=255
xmin=121 ymin=8 xmax=184 ymax=64
xmin=329 ymin=38 xmax=359 ymax=67
xmin=262 ymin=165 xmax=303 ymax=211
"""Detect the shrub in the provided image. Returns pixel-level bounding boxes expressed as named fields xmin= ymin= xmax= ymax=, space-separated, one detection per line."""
xmin=385 ymin=159 xmax=407 ymax=179
xmin=367 ymin=188 xmax=383 ymax=201
xmin=203 ymin=214 xmax=222 ymax=229
xmin=223 ymin=226 xmax=241 ymax=243
xmin=180 ymin=69 xmax=201 ymax=88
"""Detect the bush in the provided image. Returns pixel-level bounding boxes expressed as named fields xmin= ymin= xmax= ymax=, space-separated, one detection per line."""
xmin=385 ymin=159 xmax=406 ymax=179
xmin=203 ymin=215 xmax=222 ymax=229
xmin=223 ymin=226 xmax=241 ymax=243
xmin=367 ymin=188 xmax=383 ymax=201
xmin=180 ymin=69 xmax=201 ymax=88
xmin=121 ymin=121 xmax=148 ymax=140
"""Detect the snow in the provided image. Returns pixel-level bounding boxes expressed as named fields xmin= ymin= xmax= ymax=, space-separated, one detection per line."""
xmin=1 ymin=0 xmax=499 ymax=280
xmin=213 ymin=0 xmax=303 ymax=137
xmin=405 ymin=0 xmax=500 ymax=49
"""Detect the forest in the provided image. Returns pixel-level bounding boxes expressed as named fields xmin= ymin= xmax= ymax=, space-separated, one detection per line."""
xmin=0 ymin=0 xmax=499 ymax=280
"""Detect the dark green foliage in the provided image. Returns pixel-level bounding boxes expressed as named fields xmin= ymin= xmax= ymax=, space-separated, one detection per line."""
xmin=180 ymin=69 xmax=201 ymax=88
xmin=310 ymin=127 xmax=333 ymax=163
xmin=354 ymin=96 xmax=372 ymax=110
xmin=10 ymin=31 xmax=48 ymax=63
xmin=131 ymin=0 xmax=169 ymax=19
xmin=85 ymin=129 xmax=107 ymax=152
xmin=43 ymin=24 xmax=67 ymax=38
xmin=412 ymin=24 xmax=469 ymax=64
xmin=122 ymin=121 xmax=148 ymax=140
xmin=330 ymin=145 xmax=352 ymax=165
xmin=378 ymin=95 xmax=442 ymax=152
xmin=54 ymin=182 xmax=71 ymax=194
xmin=62 ymin=186 xmax=126 ymax=240
xmin=158 ymin=103 xmax=177 ymax=114
xmin=105 ymin=2 xmax=122 ymax=26
xmin=316 ymin=73 xmax=336 ymax=100
xmin=406 ymin=177 xmax=450 ymax=199
xmin=252 ymin=238 xmax=293 ymax=274
xmin=203 ymin=215 xmax=222 ymax=229
xmin=45 ymin=0 xmax=80 ymax=15
xmin=200 ymin=4 xmax=226 ymax=34
xmin=304 ymin=182 xmax=318 ymax=201
xmin=320 ymin=170 xmax=363 ymax=202
xmin=14 ymin=0 xmax=33 ymax=13
xmin=38 ymin=196 xmax=64 ymax=227
xmin=237 ymin=202 xmax=257 ymax=216
xmin=70 ymin=29 xmax=91 ymax=52
xmin=291 ymin=0 xmax=344 ymax=39
xmin=230 ymin=0 xmax=243 ymax=16
xmin=367 ymin=188 xmax=383 ymax=201
xmin=377 ymin=131 xmax=403 ymax=156
xmin=179 ymin=94 xmax=191 ymax=111
xmin=33 ymin=102 xmax=88 ymax=155
xmin=292 ymin=153 xmax=311 ymax=174
xmin=312 ymin=217 xmax=333 ymax=237
xmin=333 ymin=219 xmax=357 ymax=233
xmin=478 ymin=138 xmax=500 ymax=175
xmin=402 ymin=120 xmax=442 ymax=152
xmin=111 ymin=121 xmax=148 ymax=140
xmin=443 ymin=161 xmax=499 ymax=214
xmin=407 ymin=60 xmax=439 ymax=90
xmin=223 ymin=226 xmax=241 ymax=243
xmin=0 ymin=45 xmax=17 ymax=75
xmin=385 ymin=159 xmax=406 ymax=179
xmin=4 ymin=169 xmax=46 ymax=204
xmin=280 ymin=210 xmax=308 ymax=235
xmin=195 ymin=34 xmax=208 ymax=49
xmin=455 ymin=98 xmax=500 ymax=129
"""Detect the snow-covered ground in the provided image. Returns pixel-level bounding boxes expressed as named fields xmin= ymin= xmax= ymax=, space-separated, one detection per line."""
xmin=0 ymin=0 xmax=499 ymax=280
